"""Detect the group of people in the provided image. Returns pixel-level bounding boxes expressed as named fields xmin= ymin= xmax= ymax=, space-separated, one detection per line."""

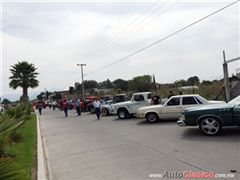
xmin=61 ymin=98 xmax=81 ymax=117
xmin=62 ymin=98 xmax=101 ymax=119
xmin=36 ymin=97 xmax=101 ymax=120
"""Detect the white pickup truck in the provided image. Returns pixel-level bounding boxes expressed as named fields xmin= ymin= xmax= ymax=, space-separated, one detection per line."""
xmin=112 ymin=92 xmax=152 ymax=119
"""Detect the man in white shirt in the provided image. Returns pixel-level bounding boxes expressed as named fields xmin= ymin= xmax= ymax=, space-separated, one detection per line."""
xmin=76 ymin=98 xmax=81 ymax=116
xmin=93 ymin=99 xmax=101 ymax=120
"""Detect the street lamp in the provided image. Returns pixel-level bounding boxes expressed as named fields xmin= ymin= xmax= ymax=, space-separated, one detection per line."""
xmin=77 ymin=64 xmax=86 ymax=100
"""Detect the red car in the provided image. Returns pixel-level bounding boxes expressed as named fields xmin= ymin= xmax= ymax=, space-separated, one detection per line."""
xmin=81 ymin=96 xmax=98 ymax=111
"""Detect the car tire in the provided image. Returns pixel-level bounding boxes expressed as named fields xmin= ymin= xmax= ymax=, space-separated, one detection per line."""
xmin=146 ymin=113 xmax=159 ymax=123
xmin=102 ymin=108 xmax=109 ymax=116
xmin=117 ymin=109 xmax=128 ymax=119
xmin=199 ymin=117 xmax=222 ymax=136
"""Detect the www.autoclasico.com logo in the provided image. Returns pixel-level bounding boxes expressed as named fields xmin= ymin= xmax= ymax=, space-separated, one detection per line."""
xmin=149 ymin=170 xmax=235 ymax=179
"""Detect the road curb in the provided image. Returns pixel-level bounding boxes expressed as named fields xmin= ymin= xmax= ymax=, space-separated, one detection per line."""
xmin=37 ymin=114 xmax=50 ymax=180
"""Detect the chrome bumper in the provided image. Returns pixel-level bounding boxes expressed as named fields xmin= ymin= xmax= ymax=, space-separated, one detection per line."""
xmin=177 ymin=120 xmax=186 ymax=127
xmin=136 ymin=113 xmax=145 ymax=118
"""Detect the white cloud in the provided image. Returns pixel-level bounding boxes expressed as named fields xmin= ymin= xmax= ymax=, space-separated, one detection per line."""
xmin=1 ymin=1 xmax=239 ymax=100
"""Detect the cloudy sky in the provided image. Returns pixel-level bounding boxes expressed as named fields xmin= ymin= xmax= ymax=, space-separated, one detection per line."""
xmin=1 ymin=0 xmax=240 ymax=101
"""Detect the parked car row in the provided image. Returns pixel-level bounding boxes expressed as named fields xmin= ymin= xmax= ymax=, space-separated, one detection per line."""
xmin=37 ymin=90 xmax=240 ymax=136
xmin=110 ymin=92 xmax=240 ymax=136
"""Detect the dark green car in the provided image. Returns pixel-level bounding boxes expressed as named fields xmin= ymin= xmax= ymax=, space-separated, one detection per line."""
xmin=177 ymin=95 xmax=240 ymax=136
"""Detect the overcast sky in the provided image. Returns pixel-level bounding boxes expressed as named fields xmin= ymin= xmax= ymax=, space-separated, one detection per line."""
xmin=1 ymin=0 xmax=240 ymax=101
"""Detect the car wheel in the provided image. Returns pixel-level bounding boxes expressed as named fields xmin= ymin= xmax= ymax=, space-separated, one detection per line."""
xmin=102 ymin=108 xmax=109 ymax=116
xmin=199 ymin=117 xmax=222 ymax=136
xmin=117 ymin=109 xmax=128 ymax=119
xmin=90 ymin=107 xmax=95 ymax=114
xmin=146 ymin=113 xmax=158 ymax=123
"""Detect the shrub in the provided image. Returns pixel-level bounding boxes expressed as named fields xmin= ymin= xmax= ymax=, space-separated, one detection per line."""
xmin=4 ymin=103 xmax=31 ymax=122
xmin=0 ymin=103 xmax=31 ymax=180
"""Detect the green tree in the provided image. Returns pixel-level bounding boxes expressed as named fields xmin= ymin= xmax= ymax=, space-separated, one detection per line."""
xmin=74 ymin=82 xmax=81 ymax=92
xmin=37 ymin=92 xmax=45 ymax=100
xmin=187 ymin=76 xmax=200 ymax=86
xmin=201 ymin=80 xmax=212 ymax=85
xmin=84 ymin=80 xmax=98 ymax=89
xmin=113 ymin=79 xmax=128 ymax=91
xmin=69 ymin=86 xmax=75 ymax=94
xmin=1 ymin=99 xmax=11 ymax=105
xmin=98 ymin=79 xmax=114 ymax=89
xmin=175 ymin=79 xmax=188 ymax=87
xmin=55 ymin=92 xmax=62 ymax=100
xmin=9 ymin=61 xmax=39 ymax=102
xmin=74 ymin=80 xmax=98 ymax=93
xmin=128 ymin=75 xmax=152 ymax=92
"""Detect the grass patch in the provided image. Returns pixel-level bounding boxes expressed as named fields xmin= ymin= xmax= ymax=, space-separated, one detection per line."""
xmin=5 ymin=115 xmax=37 ymax=180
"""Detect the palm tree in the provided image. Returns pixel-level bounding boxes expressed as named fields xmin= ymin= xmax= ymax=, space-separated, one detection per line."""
xmin=9 ymin=61 xmax=39 ymax=102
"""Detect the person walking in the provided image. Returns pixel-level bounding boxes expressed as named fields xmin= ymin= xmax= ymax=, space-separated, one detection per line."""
xmin=93 ymin=98 xmax=101 ymax=120
xmin=37 ymin=101 xmax=43 ymax=115
xmin=62 ymin=99 xmax=68 ymax=117
xmin=76 ymin=98 xmax=81 ymax=116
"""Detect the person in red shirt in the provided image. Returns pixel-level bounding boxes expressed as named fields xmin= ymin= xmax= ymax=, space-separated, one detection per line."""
xmin=62 ymin=99 xmax=68 ymax=117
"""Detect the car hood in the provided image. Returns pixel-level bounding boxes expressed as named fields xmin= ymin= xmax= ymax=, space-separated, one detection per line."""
xmin=185 ymin=103 xmax=234 ymax=112
xmin=112 ymin=101 xmax=132 ymax=107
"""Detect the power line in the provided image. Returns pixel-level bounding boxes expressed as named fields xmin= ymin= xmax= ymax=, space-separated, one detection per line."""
xmin=84 ymin=0 xmax=164 ymax=60
xmin=89 ymin=2 xmax=178 ymax=61
xmin=107 ymin=2 xmax=177 ymax=52
xmin=86 ymin=0 xmax=239 ymax=76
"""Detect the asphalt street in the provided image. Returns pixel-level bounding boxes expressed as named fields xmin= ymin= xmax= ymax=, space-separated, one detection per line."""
xmin=39 ymin=109 xmax=240 ymax=180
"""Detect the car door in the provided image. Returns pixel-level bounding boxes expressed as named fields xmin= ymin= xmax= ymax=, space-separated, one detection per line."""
xmin=233 ymin=104 xmax=240 ymax=126
xmin=160 ymin=97 xmax=181 ymax=119
xmin=131 ymin=94 xmax=147 ymax=113
xmin=182 ymin=96 xmax=200 ymax=110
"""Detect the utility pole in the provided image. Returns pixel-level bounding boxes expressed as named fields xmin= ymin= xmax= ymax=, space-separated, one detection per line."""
xmin=222 ymin=50 xmax=240 ymax=102
xmin=77 ymin=64 xmax=86 ymax=100
xmin=223 ymin=51 xmax=230 ymax=102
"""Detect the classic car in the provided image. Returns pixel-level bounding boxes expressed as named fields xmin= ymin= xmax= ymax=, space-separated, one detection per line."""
xmin=112 ymin=92 xmax=152 ymax=119
xmin=136 ymin=94 xmax=225 ymax=123
xmin=100 ymin=94 xmax=129 ymax=116
xmin=100 ymin=100 xmax=114 ymax=116
xmin=177 ymin=95 xmax=240 ymax=136
xmin=100 ymin=95 xmax=113 ymax=103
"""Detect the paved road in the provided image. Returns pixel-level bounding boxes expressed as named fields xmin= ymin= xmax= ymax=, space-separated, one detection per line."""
xmin=39 ymin=109 xmax=240 ymax=180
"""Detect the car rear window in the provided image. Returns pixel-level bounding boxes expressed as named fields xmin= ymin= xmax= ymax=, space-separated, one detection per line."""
xmin=182 ymin=97 xmax=198 ymax=105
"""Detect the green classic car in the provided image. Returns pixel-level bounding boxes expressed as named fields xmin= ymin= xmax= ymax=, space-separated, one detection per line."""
xmin=177 ymin=95 xmax=240 ymax=136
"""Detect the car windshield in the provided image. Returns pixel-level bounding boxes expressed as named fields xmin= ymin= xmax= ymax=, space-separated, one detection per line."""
xmin=228 ymin=95 xmax=240 ymax=105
